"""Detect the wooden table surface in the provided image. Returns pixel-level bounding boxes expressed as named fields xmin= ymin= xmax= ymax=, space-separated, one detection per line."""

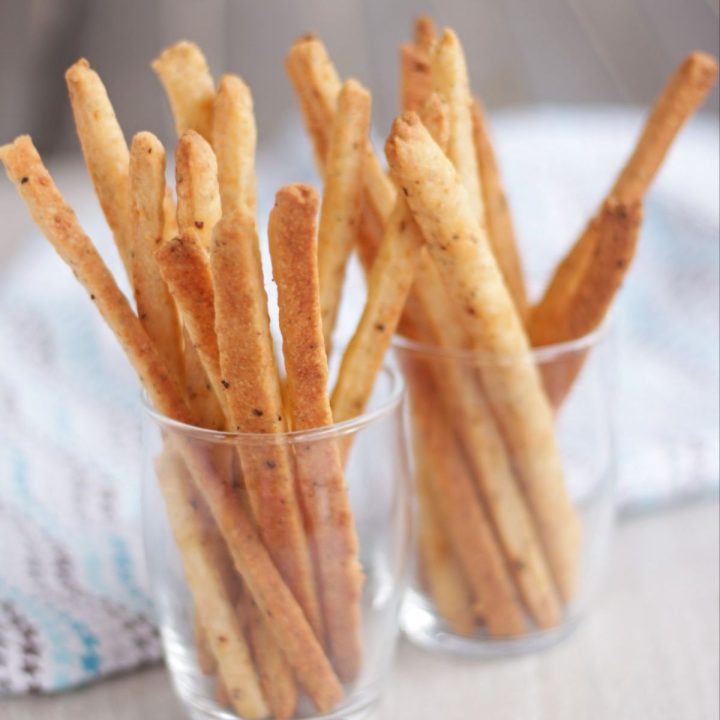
xmin=3 ymin=500 xmax=718 ymax=720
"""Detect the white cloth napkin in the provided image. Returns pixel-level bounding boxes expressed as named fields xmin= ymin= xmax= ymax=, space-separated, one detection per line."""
xmin=0 ymin=107 xmax=717 ymax=694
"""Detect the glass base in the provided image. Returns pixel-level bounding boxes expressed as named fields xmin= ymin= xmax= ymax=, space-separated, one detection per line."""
xmin=162 ymin=615 xmax=384 ymax=720
xmin=184 ymin=697 xmax=377 ymax=720
xmin=167 ymin=633 xmax=379 ymax=720
xmin=401 ymin=591 xmax=581 ymax=658
xmin=188 ymin=702 xmax=376 ymax=720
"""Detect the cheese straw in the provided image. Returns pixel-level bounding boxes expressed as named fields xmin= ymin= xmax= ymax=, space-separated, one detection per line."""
xmin=386 ymin=113 xmax=582 ymax=602
xmin=269 ymin=184 xmax=364 ymax=682
xmin=285 ymin=36 xmax=396 ymax=272
xmin=211 ymin=209 xmax=324 ymax=644
xmin=530 ymin=53 xmax=716 ymax=405
xmin=152 ymin=41 xmax=215 ymax=142
xmin=416 ymin=463 xmax=476 ymax=637
xmin=404 ymin=363 xmax=528 ymax=636
xmin=471 ymin=99 xmax=528 ymax=320
xmin=65 ymin=59 xmax=133 ymax=281
xmin=317 ymin=80 xmax=370 ymax=354
xmin=129 ymin=132 xmax=184 ymax=388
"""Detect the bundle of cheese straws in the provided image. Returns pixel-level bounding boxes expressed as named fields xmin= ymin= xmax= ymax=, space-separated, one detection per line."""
xmin=285 ymin=17 xmax=717 ymax=639
xmin=0 ymin=45 xmax=381 ymax=720
xmin=1 ymin=12 xmax=717 ymax=719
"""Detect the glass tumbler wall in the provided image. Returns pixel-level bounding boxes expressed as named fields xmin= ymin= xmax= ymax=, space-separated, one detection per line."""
xmin=142 ymin=365 xmax=412 ymax=720
xmin=395 ymin=329 xmax=615 ymax=655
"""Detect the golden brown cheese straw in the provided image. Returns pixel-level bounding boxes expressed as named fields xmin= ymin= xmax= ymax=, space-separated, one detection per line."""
xmin=182 ymin=336 xmax=226 ymax=431
xmin=163 ymin=188 xmax=178 ymax=241
xmin=401 ymin=44 xmax=434 ymax=114
xmin=211 ymin=209 xmax=324 ymax=642
xmin=414 ymin=15 xmax=438 ymax=51
xmin=285 ymin=36 xmax=342 ymax=172
xmin=416 ymin=462 xmax=475 ymax=636
xmin=402 ymin=16 xmax=438 ymax=123
xmin=398 ymin=92 xmax=519 ymax=627
xmin=129 ymin=132 xmax=184 ymax=385
xmin=317 ymin=80 xmax=370 ymax=353
xmin=215 ymin=679 xmax=230 ymax=708
xmin=165 ymin=442 xmax=343 ymax=711
xmin=65 ymin=59 xmax=132 ymax=281
xmin=362 ymin=148 xmax=396 ymax=238
xmin=531 ymin=53 xmax=717 ymax=353
xmin=564 ymin=200 xmax=643 ymax=338
xmin=213 ymin=74 xmax=257 ymax=214
xmin=401 ymin=13 xmax=438 ymax=118
xmin=329 ymin=96 xmax=448 ymax=424
xmin=194 ymin=607 xmax=216 ymax=675
xmin=611 ymin=52 xmax=718 ymax=203
xmin=182 ymin=447 xmax=343 ymax=712
xmin=419 ymin=92 xmax=451 ymax=161
xmin=431 ymin=30 xmax=485 ymax=230
xmin=190 ymin=443 xmax=243 ymax=675
xmin=471 ymin=99 xmax=528 ymax=320
xmin=397 ymin=27 xmax=447 ymax=339
xmin=155 ymin=233 xmax=229 ymax=420
xmin=331 ymin=199 xmax=424 ymax=423
xmin=212 ymin=75 xmax=298 ymax=704
xmin=386 ymin=113 xmax=581 ymax=601
xmin=538 ymin=201 xmax=643 ymax=407
xmin=396 ymin=93 xmax=449 ymax=341
xmin=269 ymin=184 xmax=364 ymax=682
xmin=235 ymin=460 xmax=299 ymax=719
xmin=285 ymin=36 xmax=396 ymax=269
xmin=402 ymin=262 xmax=561 ymax=627
xmin=402 ymin=250 xmax=561 ymax=628
xmin=532 ymin=200 xmax=644 ymax=348
xmin=528 ymin=229 xmax=595 ymax=349
xmin=175 ymin=130 xmax=222 ymax=252
xmin=157 ymin=453 xmax=268 ymax=719
xmin=354 ymin=196 xmax=385 ymax=275
xmin=1 ymin=136 xmax=343 ymax=711
xmin=151 ymin=41 xmax=215 ymax=142
xmin=406 ymin=365 xmax=527 ymax=636
xmin=173 ymin=130 xmax=226 ymax=428
xmin=242 ymin=592 xmax=298 ymax=720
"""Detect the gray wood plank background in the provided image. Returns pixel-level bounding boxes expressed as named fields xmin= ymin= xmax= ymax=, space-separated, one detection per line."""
xmin=1 ymin=0 xmax=717 ymax=155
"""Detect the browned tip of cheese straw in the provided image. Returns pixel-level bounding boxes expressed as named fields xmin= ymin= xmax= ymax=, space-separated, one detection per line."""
xmin=414 ymin=15 xmax=438 ymax=51
xmin=437 ymin=27 xmax=461 ymax=50
xmin=341 ymin=76 xmax=367 ymax=100
xmin=385 ymin=111 xmax=422 ymax=161
xmin=684 ymin=51 xmax=719 ymax=88
xmin=64 ymin=57 xmax=91 ymax=83
xmin=292 ymin=32 xmax=320 ymax=46
xmin=610 ymin=51 xmax=718 ymax=203
xmin=531 ymin=197 xmax=644 ymax=348
xmin=272 ymin=184 xmax=320 ymax=254
xmin=564 ymin=198 xmax=643 ymax=338
xmin=274 ymin=182 xmax=318 ymax=212
xmin=400 ymin=44 xmax=433 ymax=113
xmin=537 ymin=198 xmax=643 ymax=408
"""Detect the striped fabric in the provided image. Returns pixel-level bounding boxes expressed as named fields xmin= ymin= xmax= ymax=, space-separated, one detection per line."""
xmin=0 ymin=212 xmax=160 ymax=694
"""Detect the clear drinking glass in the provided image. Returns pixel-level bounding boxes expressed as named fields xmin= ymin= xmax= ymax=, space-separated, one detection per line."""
xmin=395 ymin=327 xmax=616 ymax=656
xmin=142 ymin=364 xmax=412 ymax=720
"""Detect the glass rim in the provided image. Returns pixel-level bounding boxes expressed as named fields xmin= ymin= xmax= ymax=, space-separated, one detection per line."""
xmin=391 ymin=319 xmax=610 ymax=364
xmin=141 ymin=362 xmax=405 ymax=445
